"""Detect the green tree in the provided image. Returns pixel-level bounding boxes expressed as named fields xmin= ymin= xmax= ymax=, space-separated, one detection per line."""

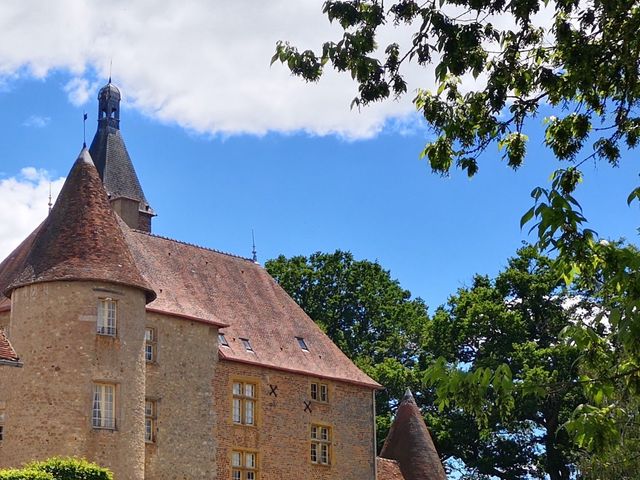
xmin=267 ymin=247 xmax=595 ymax=479
xmin=272 ymin=0 xmax=640 ymax=455
xmin=265 ymin=250 xmax=429 ymax=448
xmin=424 ymin=246 xmax=584 ymax=480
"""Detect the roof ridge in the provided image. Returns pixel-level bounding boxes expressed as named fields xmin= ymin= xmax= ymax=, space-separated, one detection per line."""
xmin=131 ymin=229 xmax=256 ymax=263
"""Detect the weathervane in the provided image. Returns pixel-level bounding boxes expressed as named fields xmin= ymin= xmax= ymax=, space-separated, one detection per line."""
xmin=83 ymin=111 xmax=88 ymax=148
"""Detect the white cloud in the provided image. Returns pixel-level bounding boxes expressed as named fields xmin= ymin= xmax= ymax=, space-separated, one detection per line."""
xmin=0 ymin=0 xmax=422 ymax=139
xmin=22 ymin=114 xmax=50 ymax=128
xmin=64 ymin=77 xmax=99 ymax=106
xmin=0 ymin=1 xmax=554 ymax=139
xmin=0 ymin=169 xmax=64 ymax=260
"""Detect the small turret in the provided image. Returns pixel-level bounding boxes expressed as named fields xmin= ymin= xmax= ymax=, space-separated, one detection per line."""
xmin=97 ymin=80 xmax=121 ymax=129
xmin=380 ymin=389 xmax=447 ymax=480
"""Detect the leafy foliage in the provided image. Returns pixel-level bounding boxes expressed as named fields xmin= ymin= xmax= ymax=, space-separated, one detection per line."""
xmin=25 ymin=458 xmax=112 ymax=480
xmin=273 ymin=0 xmax=640 ymax=187
xmin=0 ymin=471 xmax=53 ymax=480
xmin=267 ymin=247 xmax=595 ymax=479
xmin=273 ymin=0 xmax=640 ymax=466
xmin=423 ymin=246 xmax=584 ymax=480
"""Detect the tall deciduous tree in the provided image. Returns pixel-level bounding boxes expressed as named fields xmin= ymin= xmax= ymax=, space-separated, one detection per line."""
xmin=267 ymin=247 xmax=593 ymax=479
xmin=424 ymin=246 xmax=584 ymax=480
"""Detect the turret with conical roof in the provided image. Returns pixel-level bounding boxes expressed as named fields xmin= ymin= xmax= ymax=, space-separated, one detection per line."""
xmin=89 ymin=80 xmax=155 ymax=232
xmin=5 ymin=148 xmax=155 ymax=302
xmin=380 ymin=389 xmax=447 ymax=480
xmin=0 ymin=148 xmax=152 ymax=479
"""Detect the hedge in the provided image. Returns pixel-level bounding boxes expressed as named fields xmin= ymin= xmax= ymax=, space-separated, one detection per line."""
xmin=0 ymin=470 xmax=53 ymax=480
xmin=1 ymin=458 xmax=112 ymax=480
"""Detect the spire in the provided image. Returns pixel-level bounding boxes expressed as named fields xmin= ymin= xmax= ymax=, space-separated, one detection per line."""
xmin=380 ymin=389 xmax=447 ymax=480
xmin=251 ymin=230 xmax=258 ymax=263
xmin=47 ymin=182 xmax=52 ymax=214
xmin=4 ymin=148 xmax=155 ymax=303
xmin=89 ymin=80 xmax=155 ymax=232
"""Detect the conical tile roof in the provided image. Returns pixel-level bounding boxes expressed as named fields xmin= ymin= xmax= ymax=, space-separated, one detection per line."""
xmin=89 ymin=124 xmax=152 ymax=212
xmin=4 ymin=148 xmax=155 ymax=302
xmin=380 ymin=389 xmax=447 ymax=480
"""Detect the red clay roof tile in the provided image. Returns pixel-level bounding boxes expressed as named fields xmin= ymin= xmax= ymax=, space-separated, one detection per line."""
xmin=3 ymin=149 xmax=155 ymax=302
xmin=377 ymin=457 xmax=406 ymax=480
xmin=380 ymin=389 xmax=447 ymax=480
xmin=124 ymin=229 xmax=380 ymax=388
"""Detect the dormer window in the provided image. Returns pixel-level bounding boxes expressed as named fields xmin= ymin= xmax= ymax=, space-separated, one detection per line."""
xmin=296 ymin=336 xmax=309 ymax=351
xmin=240 ymin=338 xmax=253 ymax=352
xmin=219 ymin=334 xmax=229 ymax=347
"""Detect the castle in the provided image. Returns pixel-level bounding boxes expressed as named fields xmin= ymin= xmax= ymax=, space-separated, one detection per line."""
xmin=0 ymin=82 xmax=446 ymax=480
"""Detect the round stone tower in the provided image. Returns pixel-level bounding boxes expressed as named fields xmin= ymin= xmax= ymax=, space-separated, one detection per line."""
xmin=0 ymin=149 xmax=155 ymax=480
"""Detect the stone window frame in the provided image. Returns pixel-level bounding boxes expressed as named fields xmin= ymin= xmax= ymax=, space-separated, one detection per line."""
xmin=92 ymin=382 xmax=116 ymax=430
xmin=231 ymin=379 xmax=258 ymax=427
xmin=310 ymin=423 xmax=332 ymax=466
xmin=231 ymin=449 xmax=259 ymax=480
xmin=145 ymin=399 xmax=157 ymax=443
xmin=145 ymin=327 xmax=157 ymax=363
xmin=310 ymin=381 xmax=329 ymax=403
xmin=96 ymin=298 xmax=117 ymax=337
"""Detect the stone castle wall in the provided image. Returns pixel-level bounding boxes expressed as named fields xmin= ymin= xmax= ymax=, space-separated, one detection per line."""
xmin=213 ymin=360 xmax=377 ymax=480
xmin=144 ymin=312 xmax=219 ymax=479
xmin=0 ymin=281 xmax=147 ymax=480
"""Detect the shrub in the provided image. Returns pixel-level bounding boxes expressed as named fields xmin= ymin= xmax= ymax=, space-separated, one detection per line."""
xmin=0 ymin=470 xmax=53 ymax=480
xmin=25 ymin=458 xmax=112 ymax=480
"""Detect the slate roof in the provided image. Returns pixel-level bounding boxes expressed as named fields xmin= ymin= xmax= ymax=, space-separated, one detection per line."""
xmin=89 ymin=125 xmax=153 ymax=213
xmin=1 ymin=149 xmax=155 ymax=302
xmin=124 ymin=229 xmax=381 ymax=388
xmin=377 ymin=458 xmax=406 ymax=480
xmin=0 ymin=330 xmax=20 ymax=366
xmin=380 ymin=389 xmax=447 ymax=480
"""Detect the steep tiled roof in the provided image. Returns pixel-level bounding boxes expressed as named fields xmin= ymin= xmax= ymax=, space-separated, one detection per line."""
xmin=3 ymin=149 xmax=155 ymax=302
xmin=0 ymin=222 xmax=43 ymax=302
xmin=0 ymin=330 xmax=20 ymax=366
xmin=89 ymin=126 xmax=153 ymax=213
xmin=377 ymin=458 xmax=405 ymax=480
xmin=380 ymin=389 xmax=447 ymax=480
xmin=124 ymin=229 xmax=381 ymax=388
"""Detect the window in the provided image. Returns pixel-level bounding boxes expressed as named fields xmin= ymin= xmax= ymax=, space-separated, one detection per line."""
xmin=240 ymin=338 xmax=253 ymax=352
xmin=311 ymin=425 xmax=332 ymax=465
xmin=232 ymin=381 xmax=256 ymax=426
xmin=310 ymin=382 xmax=329 ymax=403
xmin=92 ymin=383 xmax=115 ymax=429
xmin=97 ymin=299 xmax=117 ymax=336
xmin=232 ymin=450 xmax=258 ymax=480
xmin=219 ymin=333 xmax=229 ymax=347
xmin=296 ymin=336 xmax=309 ymax=351
xmin=145 ymin=400 xmax=157 ymax=443
xmin=145 ymin=328 xmax=157 ymax=362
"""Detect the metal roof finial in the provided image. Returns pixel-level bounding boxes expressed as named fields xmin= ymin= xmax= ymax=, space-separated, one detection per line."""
xmin=83 ymin=112 xmax=87 ymax=148
xmin=251 ymin=230 xmax=258 ymax=263
xmin=109 ymin=58 xmax=113 ymax=84
xmin=48 ymin=182 xmax=52 ymax=214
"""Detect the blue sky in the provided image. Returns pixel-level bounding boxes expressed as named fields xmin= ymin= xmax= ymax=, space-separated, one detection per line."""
xmin=1 ymin=73 xmax=638 ymax=310
xmin=0 ymin=1 xmax=637 ymax=310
